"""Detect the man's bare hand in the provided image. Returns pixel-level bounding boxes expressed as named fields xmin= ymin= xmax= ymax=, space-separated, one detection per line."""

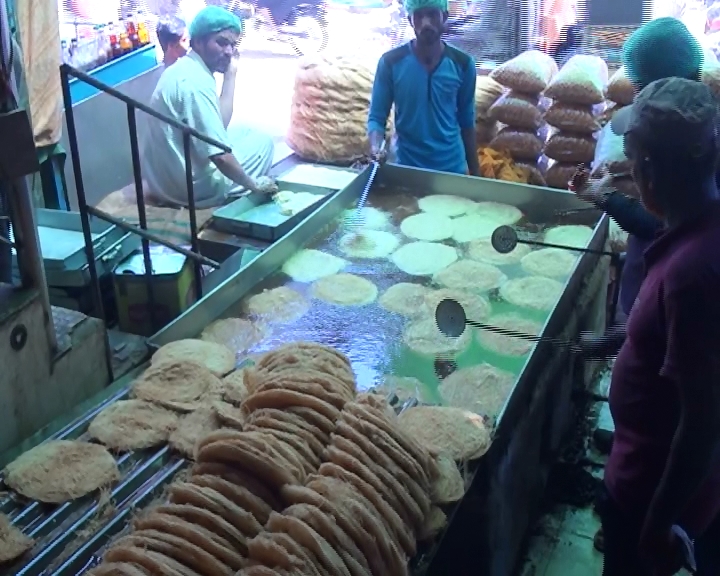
xmin=573 ymin=166 xmax=615 ymax=205
xmin=254 ymin=175 xmax=279 ymax=195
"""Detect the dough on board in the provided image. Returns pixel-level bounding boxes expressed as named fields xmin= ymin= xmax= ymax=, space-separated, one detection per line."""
xmin=311 ymin=273 xmax=379 ymax=306
xmin=400 ymin=213 xmax=455 ymax=242
xmin=465 ymin=238 xmax=531 ymax=266
xmin=282 ymin=249 xmax=348 ymax=283
xmin=338 ymin=230 xmax=400 ymax=259
xmin=543 ymin=224 xmax=593 ymax=249
xmin=378 ymin=282 xmax=431 ymax=317
xmin=391 ymin=242 xmax=458 ymax=276
xmin=433 ymin=260 xmax=507 ymax=292
xmin=417 ymin=194 xmax=477 ymax=217
xmin=499 ymin=276 xmax=564 ymax=311
xmin=520 ymin=248 xmax=578 ymax=278
xmin=273 ymin=190 xmax=321 ymax=216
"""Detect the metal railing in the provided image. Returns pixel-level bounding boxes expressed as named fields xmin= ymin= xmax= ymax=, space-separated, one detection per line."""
xmin=60 ymin=63 xmax=226 ymax=377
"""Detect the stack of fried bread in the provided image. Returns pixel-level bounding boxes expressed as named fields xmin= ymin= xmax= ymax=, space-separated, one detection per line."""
xmin=89 ymin=341 xmax=465 ymax=576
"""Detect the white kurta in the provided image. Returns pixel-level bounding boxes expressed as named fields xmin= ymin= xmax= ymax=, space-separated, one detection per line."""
xmin=141 ymin=51 xmax=275 ymax=209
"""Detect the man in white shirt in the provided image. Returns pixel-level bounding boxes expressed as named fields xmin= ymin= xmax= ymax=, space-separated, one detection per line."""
xmin=142 ymin=6 xmax=276 ymax=209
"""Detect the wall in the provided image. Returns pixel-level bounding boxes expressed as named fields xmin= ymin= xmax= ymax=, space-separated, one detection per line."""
xmin=61 ymin=65 xmax=164 ymax=210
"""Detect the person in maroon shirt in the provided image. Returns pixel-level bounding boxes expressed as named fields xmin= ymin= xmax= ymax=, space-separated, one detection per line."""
xmin=598 ymin=77 xmax=720 ymax=575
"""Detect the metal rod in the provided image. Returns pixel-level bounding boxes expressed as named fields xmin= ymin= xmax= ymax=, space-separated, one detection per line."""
xmin=465 ymin=318 xmax=580 ymax=353
xmin=60 ymin=64 xmax=231 ymax=153
xmin=61 ymin=65 xmax=114 ymax=383
xmin=608 ymin=252 xmax=622 ymax=327
xmin=127 ymin=104 xmax=157 ymax=333
xmin=518 ymin=237 xmax=614 ymax=257
xmin=183 ymin=129 xmax=204 ymax=300
xmin=87 ymin=205 xmax=220 ymax=269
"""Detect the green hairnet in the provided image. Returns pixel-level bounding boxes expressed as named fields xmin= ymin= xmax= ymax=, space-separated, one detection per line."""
xmin=405 ymin=0 xmax=449 ymax=14
xmin=189 ymin=6 xmax=243 ymax=40
xmin=622 ymin=17 xmax=703 ymax=90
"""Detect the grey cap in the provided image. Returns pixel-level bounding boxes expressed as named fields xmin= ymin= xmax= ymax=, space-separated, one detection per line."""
xmin=611 ymin=77 xmax=718 ymax=156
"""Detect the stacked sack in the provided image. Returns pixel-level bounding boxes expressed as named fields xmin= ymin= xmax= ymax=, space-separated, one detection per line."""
xmin=474 ymin=76 xmax=505 ymax=146
xmin=488 ymin=50 xmax=559 ymax=184
xmin=287 ymin=57 xmax=389 ymax=164
xmin=543 ymin=55 xmax=608 ymax=189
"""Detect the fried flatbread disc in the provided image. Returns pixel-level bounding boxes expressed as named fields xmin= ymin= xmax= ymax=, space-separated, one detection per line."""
xmin=255 ymin=343 xmax=353 ymax=382
xmin=242 ymin=287 xmax=309 ymax=324
xmin=397 ymin=406 xmax=491 ymax=461
xmin=133 ymin=513 xmax=245 ymax=570
xmin=282 ymin=249 xmax=347 ymax=283
xmin=241 ymin=389 xmax=341 ymax=423
xmin=520 ymin=248 xmax=578 ymax=278
xmin=499 ymin=276 xmax=564 ymax=311
xmin=266 ymin=512 xmax=351 ymax=576
xmin=402 ymin=317 xmax=471 ymax=357
xmin=246 ymin=533 xmax=305 ymax=571
xmin=133 ymin=360 xmax=222 ymax=412
xmin=113 ymin=529 xmax=233 ymax=575
xmin=191 ymin=462 xmax=283 ymax=510
xmin=438 ymin=362 xmax=516 ymax=421
xmin=87 ymin=562 xmax=149 ymax=576
xmin=341 ymin=206 xmax=391 ymax=231
xmin=168 ymin=482 xmax=264 ymax=537
xmin=4 ymin=440 xmax=119 ymax=503
xmin=472 ymin=201 xmax=523 ymax=225
xmin=338 ymin=230 xmax=400 ymax=259
xmin=451 ymin=214 xmax=504 ymax=243
xmin=377 ymin=282 xmax=430 ymax=318
xmin=543 ymin=224 xmax=593 ymax=249
xmin=419 ymin=506 xmax=447 ymax=541
xmin=400 ymin=213 xmax=455 ymax=242
xmin=212 ymin=401 xmax=245 ymax=429
xmin=153 ymin=503 xmax=250 ymax=551
xmin=465 ymin=238 xmax=531 ymax=266
xmin=238 ymin=567 xmax=285 ymax=576
xmin=246 ymin=409 xmax=329 ymax=450
xmin=191 ymin=474 xmax=272 ymax=524
xmin=286 ymin=407 xmax=337 ymax=436
xmin=103 ymin=546 xmax=189 ymax=576
xmin=169 ymin=406 xmax=222 ymax=458
xmin=311 ymin=273 xmax=378 ymax=306
xmin=424 ymin=288 xmax=492 ymax=321
xmin=244 ymin=425 xmax=320 ymax=471
xmin=200 ymin=319 xmax=267 ymax=356
xmin=431 ymin=453 xmax=466 ymax=504
xmin=391 ymin=241 xmax=458 ymax=276
xmin=279 ymin=485 xmax=386 ymax=576
xmin=417 ymin=194 xmax=477 ymax=217
xmin=196 ymin=440 xmax=299 ymax=489
xmin=152 ymin=339 xmax=236 ymax=377
xmin=476 ymin=314 xmax=542 ymax=357
xmin=88 ymin=400 xmax=179 ymax=451
xmin=373 ymin=375 xmax=426 ymax=404
xmin=0 ymin=512 xmax=33 ymax=563
xmin=433 ymin=260 xmax=507 ymax=292
xmin=251 ymin=371 xmax=347 ymax=409
xmin=267 ymin=532 xmax=325 ymax=576
xmin=222 ymin=369 xmax=248 ymax=404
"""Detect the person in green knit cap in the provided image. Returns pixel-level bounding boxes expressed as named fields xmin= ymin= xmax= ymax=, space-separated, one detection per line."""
xmin=141 ymin=6 xmax=277 ymax=209
xmin=367 ymin=0 xmax=480 ymax=176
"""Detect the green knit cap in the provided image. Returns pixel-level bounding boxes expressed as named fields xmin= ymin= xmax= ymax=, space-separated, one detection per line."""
xmin=405 ymin=0 xmax=449 ymax=14
xmin=189 ymin=6 xmax=243 ymax=40
xmin=622 ymin=17 xmax=703 ymax=90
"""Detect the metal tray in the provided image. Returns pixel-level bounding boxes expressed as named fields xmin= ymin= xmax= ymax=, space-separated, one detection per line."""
xmin=275 ymin=164 xmax=360 ymax=189
xmin=210 ymin=181 xmax=340 ymax=242
xmin=12 ymin=209 xmax=140 ymax=288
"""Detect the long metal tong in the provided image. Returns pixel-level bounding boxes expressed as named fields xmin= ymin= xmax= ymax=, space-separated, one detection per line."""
xmin=347 ymin=140 xmax=386 ymax=230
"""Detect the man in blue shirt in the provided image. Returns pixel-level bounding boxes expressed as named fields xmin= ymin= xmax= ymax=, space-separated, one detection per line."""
xmin=367 ymin=0 xmax=480 ymax=176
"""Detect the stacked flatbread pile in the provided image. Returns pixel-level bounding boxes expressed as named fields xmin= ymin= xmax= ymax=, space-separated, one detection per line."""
xmin=88 ymin=342 xmax=465 ymax=576
xmin=489 ymin=50 xmax=559 ymax=183
xmin=543 ymin=55 xmax=608 ymax=189
xmin=287 ymin=57 xmax=390 ymax=163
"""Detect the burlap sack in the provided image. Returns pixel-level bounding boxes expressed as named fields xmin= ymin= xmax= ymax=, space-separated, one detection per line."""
xmin=490 ymin=127 xmax=545 ymax=161
xmin=544 ymin=55 xmax=609 ymax=105
xmin=545 ymin=162 xmax=577 ymax=189
xmin=488 ymin=91 xmax=547 ymax=130
xmin=287 ymin=56 xmax=390 ymax=163
xmin=475 ymin=76 xmax=505 ymax=119
xmin=544 ymin=102 xmax=600 ymax=134
xmin=490 ymin=50 xmax=558 ymax=94
xmin=606 ymin=66 xmax=635 ymax=106
xmin=545 ymin=132 xmax=596 ymax=163
xmin=515 ymin=161 xmax=547 ymax=186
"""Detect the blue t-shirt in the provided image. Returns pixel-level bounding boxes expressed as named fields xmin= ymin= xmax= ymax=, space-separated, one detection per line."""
xmin=367 ymin=43 xmax=477 ymax=175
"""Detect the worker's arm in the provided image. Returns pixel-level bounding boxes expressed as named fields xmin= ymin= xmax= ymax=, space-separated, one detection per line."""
xmin=219 ymin=55 xmax=239 ymax=128
xmin=211 ymin=153 xmax=258 ymax=193
xmin=458 ymin=59 xmax=479 ymax=176
xmin=600 ymin=192 xmax=663 ymax=241
xmin=641 ymin=280 xmax=720 ymax=554
xmin=367 ymin=55 xmax=394 ymax=159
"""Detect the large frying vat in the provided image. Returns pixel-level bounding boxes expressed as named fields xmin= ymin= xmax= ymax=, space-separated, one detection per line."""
xmin=1 ymin=164 xmax=609 ymax=576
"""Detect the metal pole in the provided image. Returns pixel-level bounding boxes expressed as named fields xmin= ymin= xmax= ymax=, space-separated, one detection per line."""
xmin=127 ymin=104 xmax=157 ymax=333
xmin=87 ymin=206 xmax=220 ymax=268
xmin=182 ymin=129 xmax=203 ymax=300
xmin=60 ymin=65 xmax=113 ymax=383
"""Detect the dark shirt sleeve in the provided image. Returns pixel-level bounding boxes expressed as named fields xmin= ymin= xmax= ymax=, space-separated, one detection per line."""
xmin=457 ymin=58 xmax=477 ymax=130
xmin=602 ymin=192 xmax=663 ymax=241
xmin=368 ymin=56 xmax=394 ymax=135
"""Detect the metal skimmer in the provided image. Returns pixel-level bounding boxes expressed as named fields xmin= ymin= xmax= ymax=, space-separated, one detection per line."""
xmin=346 ymin=140 xmax=386 ymax=230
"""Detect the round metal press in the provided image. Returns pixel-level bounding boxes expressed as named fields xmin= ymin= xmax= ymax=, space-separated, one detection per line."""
xmin=491 ymin=225 xmax=519 ymax=254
